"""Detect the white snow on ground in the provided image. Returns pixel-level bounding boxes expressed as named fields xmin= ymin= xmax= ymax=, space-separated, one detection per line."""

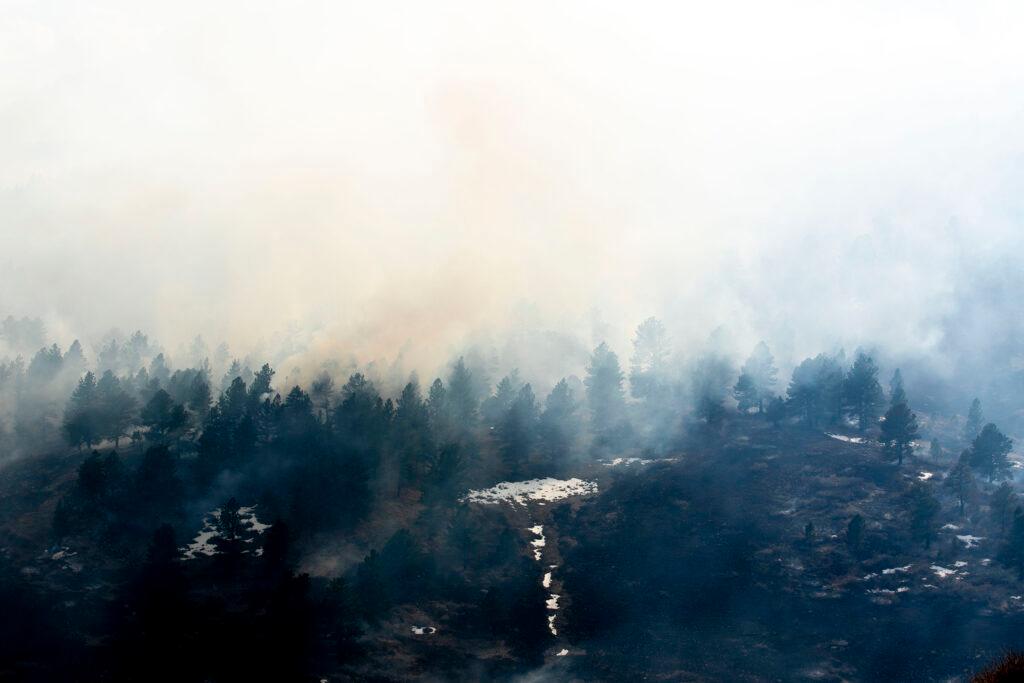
xmin=543 ymin=572 xmax=552 ymax=589
xmin=548 ymin=615 xmax=558 ymax=635
xmin=868 ymin=587 xmax=910 ymax=595
xmin=603 ymin=457 xmax=653 ymax=466
xmin=883 ymin=565 xmax=912 ymax=575
xmin=918 ymin=471 xmax=934 ymax=481
xmin=462 ymin=478 xmax=599 ymax=506
xmin=942 ymin=524 xmax=961 ymax=530
xmin=410 ymin=626 xmax=437 ymax=635
xmin=182 ymin=506 xmax=270 ymax=560
xmin=556 ymin=649 xmax=569 ymax=656
xmin=931 ymin=565 xmax=959 ymax=579
xmin=982 ymin=558 xmax=992 ymax=566
xmin=825 ymin=433 xmax=866 ymax=444
xmin=546 ymin=594 xmax=560 ymax=610
xmin=528 ymin=526 xmax=546 ymax=562
xmin=957 ymin=534 xmax=984 ymax=549
xmin=954 ymin=561 xmax=968 ymax=568
xmin=601 ymin=457 xmax=679 ymax=467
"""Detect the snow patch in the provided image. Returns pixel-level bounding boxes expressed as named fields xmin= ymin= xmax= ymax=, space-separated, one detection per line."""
xmin=957 ymin=534 xmax=984 ymax=549
xmin=543 ymin=571 xmax=552 ymax=589
xmin=182 ymin=505 xmax=270 ymax=560
xmin=825 ymin=433 xmax=866 ymax=444
xmin=410 ymin=626 xmax=437 ymax=635
xmin=556 ymin=649 xmax=569 ymax=656
xmin=917 ymin=471 xmax=934 ymax=481
xmin=931 ymin=565 xmax=959 ymax=579
xmin=546 ymin=594 xmax=560 ymax=610
xmin=462 ymin=478 xmax=598 ymax=506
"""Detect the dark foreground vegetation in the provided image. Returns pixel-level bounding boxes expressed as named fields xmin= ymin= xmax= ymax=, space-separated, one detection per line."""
xmin=2 ymin=315 xmax=1024 ymax=681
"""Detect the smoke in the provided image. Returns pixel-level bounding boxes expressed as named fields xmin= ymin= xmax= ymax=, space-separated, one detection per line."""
xmin=3 ymin=1 xmax=1024 ymax=385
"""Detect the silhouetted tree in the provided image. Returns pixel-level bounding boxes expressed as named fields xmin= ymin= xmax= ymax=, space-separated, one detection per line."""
xmin=732 ymin=372 xmax=758 ymax=414
xmin=586 ymin=342 xmax=627 ymax=448
xmin=63 ymin=371 xmax=100 ymax=449
xmin=945 ymin=451 xmax=977 ymax=516
xmin=889 ymin=368 xmax=907 ymax=406
xmin=96 ymin=370 xmax=136 ymax=446
xmin=844 ymin=352 xmax=884 ymax=431
xmin=310 ymin=370 xmax=335 ymax=423
xmin=629 ymin=317 xmax=669 ymax=401
xmin=846 ymin=514 xmax=864 ymax=552
xmin=1000 ymin=507 xmax=1024 ymax=580
xmin=739 ymin=341 xmax=778 ymax=413
xmin=497 ymin=384 xmax=538 ymax=478
xmin=968 ymin=423 xmax=1013 ymax=482
xmin=765 ymin=395 xmax=786 ymax=427
xmin=992 ymin=483 xmax=1019 ymax=536
xmin=964 ymin=397 xmax=984 ymax=444
xmin=880 ymin=401 xmax=919 ymax=466
xmin=141 ymin=389 xmax=188 ymax=442
xmin=538 ymin=378 xmax=579 ymax=464
xmin=907 ymin=482 xmax=940 ymax=549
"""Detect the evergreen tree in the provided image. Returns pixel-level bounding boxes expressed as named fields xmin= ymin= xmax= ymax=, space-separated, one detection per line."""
xmin=447 ymin=357 xmax=478 ymax=427
xmin=787 ymin=354 xmax=843 ymax=428
xmin=1000 ymin=506 xmax=1024 ymax=580
xmin=148 ymin=353 xmax=170 ymax=386
xmin=765 ymin=395 xmax=786 ymax=427
xmin=393 ymin=379 xmax=434 ymax=488
xmin=63 ymin=371 xmax=100 ymax=449
xmin=96 ymin=370 xmax=136 ymax=446
xmin=732 ymin=372 xmax=758 ymax=414
xmin=968 ymin=423 xmax=1013 ymax=482
xmin=992 ymin=482 xmax=1020 ymax=536
xmin=481 ymin=371 xmax=522 ymax=428
xmin=629 ymin=317 xmax=669 ymax=401
xmin=249 ymin=363 xmax=276 ymax=409
xmin=907 ymin=482 xmax=940 ymax=549
xmin=843 ymin=352 xmax=884 ymax=431
xmin=879 ymin=401 xmax=919 ymax=466
xmin=538 ymin=379 xmax=579 ymax=464
xmin=945 ymin=451 xmax=977 ymax=516
xmin=310 ymin=370 xmax=335 ymax=423
xmin=889 ymin=368 xmax=907 ymax=406
xmin=964 ymin=398 xmax=984 ymax=444
xmin=585 ymin=342 xmax=627 ymax=448
xmin=846 ymin=514 xmax=864 ymax=552
xmin=497 ymin=384 xmax=538 ymax=478
xmin=426 ymin=378 xmax=448 ymax=428
xmin=739 ymin=341 xmax=778 ymax=413
xmin=141 ymin=389 xmax=188 ymax=441
xmin=187 ymin=372 xmax=211 ymax=419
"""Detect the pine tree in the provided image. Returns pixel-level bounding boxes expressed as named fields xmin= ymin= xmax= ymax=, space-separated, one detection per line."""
xmin=63 ymin=371 xmax=100 ymax=449
xmin=992 ymin=482 xmax=1019 ymax=536
xmin=538 ymin=379 xmax=579 ymax=464
xmin=96 ymin=370 xmax=136 ymax=446
xmin=1000 ymin=507 xmax=1024 ymax=580
xmin=846 ymin=514 xmax=864 ymax=552
xmin=765 ymin=395 xmax=786 ymax=427
xmin=497 ymin=384 xmax=538 ymax=478
xmin=880 ymin=401 xmax=920 ymax=466
xmin=732 ymin=372 xmax=758 ymax=414
xmin=964 ymin=398 xmax=984 ymax=444
xmin=739 ymin=341 xmax=778 ymax=413
xmin=629 ymin=317 xmax=669 ymax=401
xmin=968 ymin=423 xmax=1013 ymax=482
xmin=447 ymin=357 xmax=478 ymax=427
xmin=907 ymin=482 xmax=940 ymax=549
xmin=944 ymin=451 xmax=976 ymax=516
xmin=843 ymin=352 xmax=884 ymax=431
xmin=585 ymin=343 xmax=627 ymax=448
xmin=889 ymin=368 xmax=907 ymax=406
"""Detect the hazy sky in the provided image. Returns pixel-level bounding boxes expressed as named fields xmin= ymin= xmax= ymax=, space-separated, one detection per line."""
xmin=3 ymin=1 xmax=1024 ymax=374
